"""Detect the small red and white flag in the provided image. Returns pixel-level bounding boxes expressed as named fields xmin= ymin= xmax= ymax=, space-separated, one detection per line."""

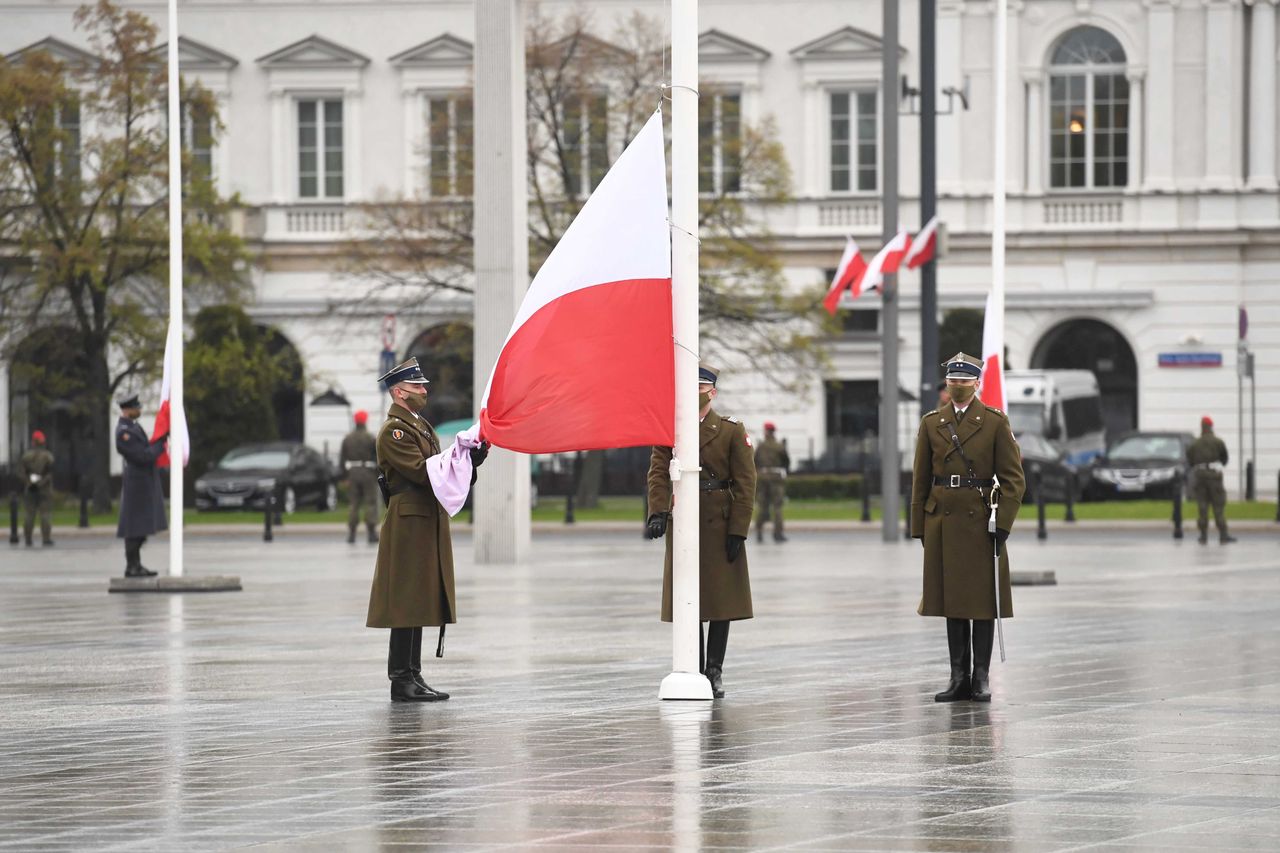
xmin=904 ymin=215 xmax=940 ymax=270
xmin=822 ymin=236 xmax=867 ymax=314
xmin=152 ymin=324 xmax=189 ymax=467
xmin=478 ymin=111 xmax=673 ymax=453
xmin=980 ymin=290 xmax=1006 ymax=412
xmin=862 ymin=228 xmax=913 ymax=293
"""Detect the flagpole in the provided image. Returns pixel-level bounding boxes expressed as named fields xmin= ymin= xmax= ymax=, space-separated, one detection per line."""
xmin=991 ymin=0 xmax=1007 ymax=376
xmin=660 ymin=0 xmax=711 ymax=701
xmin=166 ymin=0 xmax=184 ymax=578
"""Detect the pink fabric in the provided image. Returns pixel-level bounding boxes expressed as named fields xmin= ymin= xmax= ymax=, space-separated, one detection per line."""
xmin=426 ymin=423 xmax=482 ymax=517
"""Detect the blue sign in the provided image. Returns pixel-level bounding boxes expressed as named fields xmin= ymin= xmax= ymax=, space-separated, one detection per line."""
xmin=1158 ymin=352 xmax=1222 ymax=368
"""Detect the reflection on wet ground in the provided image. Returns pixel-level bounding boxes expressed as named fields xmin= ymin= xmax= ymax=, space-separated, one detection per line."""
xmin=1 ymin=529 xmax=1277 ymax=850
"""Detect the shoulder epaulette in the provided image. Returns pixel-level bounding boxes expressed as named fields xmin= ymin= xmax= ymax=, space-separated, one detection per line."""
xmin=986 ymin=407 xmax=1006 ymax=418
xmin=923 ymin=409 xmax=939 ymax=418
xmin=724 ymin=415 xmax=740 ymax=424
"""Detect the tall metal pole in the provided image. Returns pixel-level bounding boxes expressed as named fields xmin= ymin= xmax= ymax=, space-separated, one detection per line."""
xmin=880 ymin=0 xmax=900 ymax=543
xmin=991 ymin=0 xmax=1008 ymax=404
xmin=660 ymin=0 xmax=710 ymax=700
xmin=919 ymin=0 xmax=938 ymax=417
xmin=166 ymin=0 xmax=184 ymax=577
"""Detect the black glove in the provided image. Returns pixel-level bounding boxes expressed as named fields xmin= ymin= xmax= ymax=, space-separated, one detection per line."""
xmin=646 ymin=512 xmax=669 ymax=539
xmin=725 ymin=534 xmax=746 ymax=563
xmin=469 ymin=442 xmax=489 ymax=468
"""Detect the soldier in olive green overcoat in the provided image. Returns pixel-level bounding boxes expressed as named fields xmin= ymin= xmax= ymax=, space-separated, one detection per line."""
xmin=911 ymin=354 xmax=1025 ymax=703
xmin=366 ymin=357 xmax=488 ymax=703
xmin=1187 ymin=415 xmax=1234 ymax=545
xmin=647 ymin=364 xmax=756 ymax=698
xmin=19 ymin=430 xmax=55 ymax=547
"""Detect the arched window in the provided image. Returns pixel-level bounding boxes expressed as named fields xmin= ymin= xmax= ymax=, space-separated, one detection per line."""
xmin=1048 ymin=26 xmax=1128 ymax=189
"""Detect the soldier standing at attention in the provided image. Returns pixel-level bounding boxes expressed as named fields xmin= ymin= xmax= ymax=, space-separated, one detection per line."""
xmin=1187 ymin=415 xmax=1235 ymax=545
xmin=115 ymin=394 xmax=168 ymax=578
xmin=19 ymin=430 xmax=55 ymax=547
xmin=367 ymin=357 xmax=488 ymax=702
xmin=911 ymin=354 xmax=1025 ymax=703
xmin=646 ymin=364 xmax=757 ymax=698
xmin=753 ymin=421 xmax=789 ymax=543
xmin=341 ymin=409 xmax=380 ymax=544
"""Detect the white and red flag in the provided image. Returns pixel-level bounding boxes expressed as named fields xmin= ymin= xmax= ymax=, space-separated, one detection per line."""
xmin=151 ymin=325 xmax=189 ymax=468
xmin=904 ymin=215 xmax=940 ymax=270
xmin=822 ymin=236 xmax=868 ymax=314
xmin=980 ymin=290 xmax=1006 ymax=412
xmin=478 ymin=111 xmax=673 ymax=453
xmin=862 ymin=228 xmax=913 ymax=293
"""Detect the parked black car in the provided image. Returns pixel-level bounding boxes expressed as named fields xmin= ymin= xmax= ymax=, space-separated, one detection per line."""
xmin=1018 ymin=432 xmax=1089 ymax=503
xmin=1089 ymin=432 xmax=1193 ymax=500
xmin=195 ymin=442 xmax=336 ymax=513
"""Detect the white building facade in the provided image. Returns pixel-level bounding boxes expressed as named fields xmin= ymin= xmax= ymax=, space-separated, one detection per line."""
xmin=3 ymin=0 xmax=1277 ymax=494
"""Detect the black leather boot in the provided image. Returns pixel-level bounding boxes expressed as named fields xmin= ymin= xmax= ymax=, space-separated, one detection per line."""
xmin=347 ymin=526 xmax=356 ymax=544
xmin=705 ymin=620 xmax=729 ymax=698
xmin=409 ymin=627 xmax=448 ymax=700
xmin=367 ymin=525 xmax=379 ymax=544
xmin=123 ymin=538 xmax=156 ymax=577
xmin=934 ymin=618 xmax=972 ymax=702
xmin=970 ymin=619 xmax=995 ymax=702
xmin=755 ymin=524 xmax=764 ymax=544
xmin=389 ymin=628 xmax=444 ymax=702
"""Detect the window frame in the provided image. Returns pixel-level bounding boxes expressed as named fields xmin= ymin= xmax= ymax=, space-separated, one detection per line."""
xmin=423 ymin=91 xmax=473 ymax=199
xmin=294 ymin=95 xmax=345 ymax=201
xmin=826 ymin=87 xmax=879 ymax=195
xmin=699 ymin=89 xmax=743 ymax=197
xmin=559 ymin=91 xmax=610 ymax=200
xmin=1046 ymin=28 xmax=1129 ymax=193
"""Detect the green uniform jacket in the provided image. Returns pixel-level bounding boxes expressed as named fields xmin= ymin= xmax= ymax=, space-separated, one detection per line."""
xmin=648 ymin=410 xmax=757 ymax=622
xmin=340 ymin=427 xmax=379 ymax=485
xmin=1186 ymin=431 xmax=1228 ymax=484
xmin=910 ymin=398 xmax=1025 ymax=620
xmin=19 ymin=447 xmax=54 ymax=495
xmin=754 ymin=436 xmax=789 ymax=480
xmin=366 ymin=404 xmax=456 ymax=629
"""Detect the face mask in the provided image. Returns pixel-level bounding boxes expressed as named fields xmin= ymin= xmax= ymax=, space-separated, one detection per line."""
xmin=698 ymin=391 xmax=711 ymax=409
xmin=401 ymin=390 xmax=428 ymax=412
xmin=947 ymin=384 xmax=976 ymax=404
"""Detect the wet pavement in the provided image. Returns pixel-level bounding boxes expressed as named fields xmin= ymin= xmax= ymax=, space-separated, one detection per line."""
xmin=1 ymin=527 xmax=1277 ymax=851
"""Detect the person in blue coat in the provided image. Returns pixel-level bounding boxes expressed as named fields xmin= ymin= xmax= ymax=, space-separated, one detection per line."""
xmin=115 ymin=394 xmax=168 ymax=577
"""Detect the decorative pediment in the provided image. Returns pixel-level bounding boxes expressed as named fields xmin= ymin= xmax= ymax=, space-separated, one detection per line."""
xmin=389 ymin=34 xmax=473 ymax=68
xmin=6 ymin=37 xmax=98 ymax=68
xmin=699 ymin=30 xmax=770 ymax=63
xmin=257 ymin=35 xmax=370 ymax=69
xmin=150 ymin=37 xmax=238 ymax=70
xmin=539 ymin=32 xmax=631 ymax=63
xmin=790 ymin=26 xmax=905 ymax=61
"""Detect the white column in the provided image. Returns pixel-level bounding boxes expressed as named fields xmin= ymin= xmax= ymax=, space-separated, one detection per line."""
xmin=1022 ymin=70 xmax=1043 ymax=194
xmin=1005 ymin=1 xmax=1024 ymax=193
xmin=937 ymin=0 xmax=964 ymax=194
xmin=1144 ymin=0 xmax=1176 ymax=191
xmin=1126 ymin=69 xmax=1145 ymax=192
xmin=402 ymin=90 xmax=420 ymax=195
xmin=1247 ymin=0 xmax=1279 ymax=188
xmin=472 ymin=0 xmax=531 ymax=564
xmin=802 ymin=82 xmax=822 ymax=196
xmin=270 ymin=90 xmax=288 ymax=201
xmin=1203 ymin=0 xmax=1242 ymax=190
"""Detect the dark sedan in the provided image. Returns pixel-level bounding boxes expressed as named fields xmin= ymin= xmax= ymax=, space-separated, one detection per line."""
xmin=195 ymin=442 xmax=336 ymax=513
xmin=1019 ymin=432 xmax=1088 ymax=503
xmin=1089 ymin=432 xmax=1193 ymax=500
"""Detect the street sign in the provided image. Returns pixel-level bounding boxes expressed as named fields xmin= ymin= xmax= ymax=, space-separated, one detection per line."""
xmin=1158 ymin=352 xmax=1222 ymax=368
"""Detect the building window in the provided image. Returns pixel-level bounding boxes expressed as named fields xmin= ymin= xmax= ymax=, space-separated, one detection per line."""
xmin=37 ymin=94 xmax=80 ymax=185
xmin=700 ymin=91 xmax=741 ymax=195
xmin=830 ymin=91 xmax=877 ymax=192
xmin=426 ymin=94 xmax=473 ymax=197
xmin=182 ymin=104 xmax=214 ymax=178
xmin=561 ymin=93 xmax=608 ymax=198
xmin=297 ymin=98 xmax=343 ymax=199
xmin=1048 ymin=26 xmax=1128 ymax=190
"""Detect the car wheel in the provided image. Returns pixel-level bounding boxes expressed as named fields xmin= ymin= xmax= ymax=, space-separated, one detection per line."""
xmin=320 ymin=483 xmax=337 ymax=512
xmin=282 ymin=486 xmax=297 ymax=515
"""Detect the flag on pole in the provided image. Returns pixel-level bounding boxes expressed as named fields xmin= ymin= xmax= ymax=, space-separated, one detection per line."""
xmin=152 ymin=324 xmax=190 ymax=468
xmin=862 ymin=228 xmax=913 ymax=293
xmin=479 ymin=111 xmax=673 ymax=454
xmin=822 ymin=236 xmax=867 ymax=314
xmin=904 ymin=215 xmax=940 ymax=270
xmin=980 ymin=290 xmax=1006 ymax=412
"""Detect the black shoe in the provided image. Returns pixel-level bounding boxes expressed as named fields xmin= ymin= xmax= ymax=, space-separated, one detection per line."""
xmin=24 ymin=540 xmax=33 ymax=548
xmin=390 ymin=674 xmax=447 ymax=702
xmin=773 ymin=533 xmax=788 ymax=543
xmin=705 ymin=665 xmax=725 ymax=698
xmin=1198 ymin=532 xmax=1208 ymax=545
xmin=347 ymin=529 xmax=356 ymax=544
xmin=42 ymin=540 xmax=54 ymax=547
xmin=367 ymin=528 xmax=379 ymax=544
xmin=1220 ymin=535 xmax=1237 ymax=544
xmin=755 ymin=528 xmax=763 ymax=544
xmin=935 ymin=668 xmax=972 ymax=702
xmin=970 ymin=667 xmax=992 ymax=702
xmin=410 ymin=672 xmax=449 ymax=700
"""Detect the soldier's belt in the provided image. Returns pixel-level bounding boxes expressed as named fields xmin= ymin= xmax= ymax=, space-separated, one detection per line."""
xmin=700 ymin=479 xmax=733 ymax=491
xmin=349 ymin=460 xmax=377 ymax=468
xmin=934 ymin=475 xmax=993 ymax=489
xmin=761 ymin=467 xmax=787 ymax=476
xmin=1194 ymin=462 xmax=1224 ymax=471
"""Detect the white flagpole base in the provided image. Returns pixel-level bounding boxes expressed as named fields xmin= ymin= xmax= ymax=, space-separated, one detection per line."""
xmin=659 ymin=671 xmax=713 ymax=701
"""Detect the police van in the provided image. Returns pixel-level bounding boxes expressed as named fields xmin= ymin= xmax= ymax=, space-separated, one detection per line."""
xmin=1003 ymin=370 xmax=1107 ymax=469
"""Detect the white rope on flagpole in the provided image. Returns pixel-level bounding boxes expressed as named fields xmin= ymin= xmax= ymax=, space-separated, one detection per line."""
xmin=166 ymin=0 xmax=184 ymax=578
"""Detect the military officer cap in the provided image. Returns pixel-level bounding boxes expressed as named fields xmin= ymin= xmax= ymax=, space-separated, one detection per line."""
xmin=942 ymin=352 xmax=983 ymax=380
xmin=118 ymin=393 xmax=141 ymax=409
xmin=698 ymin=362 xmax=720 ymax=386
xmin=378 ymin=356 xmax=430 ymax=390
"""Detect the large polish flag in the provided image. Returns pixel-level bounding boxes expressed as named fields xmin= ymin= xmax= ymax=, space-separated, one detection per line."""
xmin=151 ymin=324 xmax=189 ymax=468
xmin=980 ymin=290 xmax=1006 ymax=412
xmin=479 ymin=111 xmax=673 ymax=454
xmin=861 ymin=228 xmax=913 ymax=292
xmin=822 ymin=236 xmax=867 ymax=314
xmin=904 ymin=215 xmax=939 ymax=270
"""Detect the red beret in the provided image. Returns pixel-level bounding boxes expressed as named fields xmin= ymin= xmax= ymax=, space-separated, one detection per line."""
xmin=31 ymin=430 xmax=46 ymax=444
xmin=1201 ymin=416 xmax=1213 ymax=427
xmin=353 ymin=410 xmax=369 ymax=425
xmin=763 ymin=421 xmax=776 ymax=431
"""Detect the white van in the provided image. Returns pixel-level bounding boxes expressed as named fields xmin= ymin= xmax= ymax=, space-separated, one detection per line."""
xmin=1002 ymin=370 xmax=1106 ymax=468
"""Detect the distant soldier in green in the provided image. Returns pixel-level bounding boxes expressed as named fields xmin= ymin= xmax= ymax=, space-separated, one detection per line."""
xmin=19 ymin=429 xmax=54 ymax=547
xmin=340 ymin=409 xmax=380 ymax=544
xmin=647 ymin=363 xmax=757 ymax=698
xmin=753 ymin=421 xmax=789 ymax=543
xmin=1187 ymin=415 xmax=1235 ymax=545
xmin=911 ymin=353 xmax=1025 ymax=703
